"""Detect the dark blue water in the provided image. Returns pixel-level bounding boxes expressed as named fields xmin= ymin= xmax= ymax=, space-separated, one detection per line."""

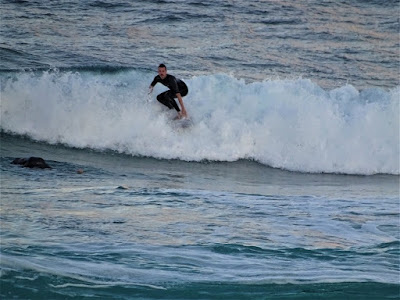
xmin=1 ymin=0 xmax=399 ymax=299
xmin=1 ymin=0 xmax=399 ymax=89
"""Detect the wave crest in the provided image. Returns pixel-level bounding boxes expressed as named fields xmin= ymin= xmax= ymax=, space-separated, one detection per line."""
xmin=1 ymin=69 xmax=398 ymax=175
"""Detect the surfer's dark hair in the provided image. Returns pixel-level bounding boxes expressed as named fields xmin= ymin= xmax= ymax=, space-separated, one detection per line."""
xmin=158 ymin=64 xmax=167 ymax=69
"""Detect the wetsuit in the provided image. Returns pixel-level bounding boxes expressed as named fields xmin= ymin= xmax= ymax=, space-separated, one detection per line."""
xmin=150 ymin=74 xmax=188 ymax=112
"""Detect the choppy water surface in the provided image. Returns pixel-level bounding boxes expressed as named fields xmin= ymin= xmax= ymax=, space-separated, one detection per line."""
xmin=1 ymin=134 xmax=399 ymax=299
xmin=1 ymin=0 xmax=399 ymax=89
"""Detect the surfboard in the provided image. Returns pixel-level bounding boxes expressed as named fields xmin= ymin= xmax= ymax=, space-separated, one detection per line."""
xmin=173 ymin=117 xmax=193 ymax=129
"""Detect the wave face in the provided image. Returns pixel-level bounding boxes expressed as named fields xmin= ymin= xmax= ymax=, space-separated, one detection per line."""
xmin=1 ymin=69 xmax=399 ymax=175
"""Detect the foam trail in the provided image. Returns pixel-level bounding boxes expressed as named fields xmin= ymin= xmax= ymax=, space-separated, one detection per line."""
xmin=1 ymin=69 xmax=398 ymax=175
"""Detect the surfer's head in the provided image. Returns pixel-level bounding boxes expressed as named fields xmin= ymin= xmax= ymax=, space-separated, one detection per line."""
xmin=158 ymin=64 xmax=167 ymax=79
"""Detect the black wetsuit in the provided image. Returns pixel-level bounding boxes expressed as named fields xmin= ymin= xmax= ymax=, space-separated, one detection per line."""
xmin=150 ymin=74 xmax=188 ymax=112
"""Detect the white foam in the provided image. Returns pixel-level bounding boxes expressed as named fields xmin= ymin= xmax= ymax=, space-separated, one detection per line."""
xmin=1 ymin=70 xmax=398 ymax=175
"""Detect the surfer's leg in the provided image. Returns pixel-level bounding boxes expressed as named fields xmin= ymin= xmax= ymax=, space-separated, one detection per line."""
xmin=157 ymin=91 xmax=180 ymax=111
xmin=157 ymin=91 xmax=174 ymax=109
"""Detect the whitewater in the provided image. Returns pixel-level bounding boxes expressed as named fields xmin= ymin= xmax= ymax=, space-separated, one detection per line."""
xmin=1 ymin=69 xmax=398 ymax=175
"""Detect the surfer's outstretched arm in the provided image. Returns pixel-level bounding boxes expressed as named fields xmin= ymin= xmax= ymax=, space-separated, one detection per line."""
xmin=176 ymin=93 xmax=187 ymax=118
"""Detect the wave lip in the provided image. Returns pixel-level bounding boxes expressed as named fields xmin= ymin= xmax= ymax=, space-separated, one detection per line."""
xmin=0 ymin=69 xmax=399 ymax=175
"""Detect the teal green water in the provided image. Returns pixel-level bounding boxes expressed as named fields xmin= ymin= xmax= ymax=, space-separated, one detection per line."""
xmin=2 ymin=276 xmax=399 ymax=300
xmin=1 ymin=134 xmax=399 ymax=299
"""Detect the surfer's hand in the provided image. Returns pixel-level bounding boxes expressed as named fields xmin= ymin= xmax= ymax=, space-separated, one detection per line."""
xmin=180 ymin=108 xmax=188 ymax=119
xmin=148 ymin=86 xmax=153 ymax=94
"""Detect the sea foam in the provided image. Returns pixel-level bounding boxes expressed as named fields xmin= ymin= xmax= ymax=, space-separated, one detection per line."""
xmin=1 ymin=69 xmax=398 ymax=175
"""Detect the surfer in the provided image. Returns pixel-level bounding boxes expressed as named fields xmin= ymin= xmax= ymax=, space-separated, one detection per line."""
xmin=149 ymin=64 xmax=188 ymax=119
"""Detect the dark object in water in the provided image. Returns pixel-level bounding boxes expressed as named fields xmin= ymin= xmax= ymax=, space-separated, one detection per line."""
xmin=11 ymin=157 xmax=52 ymax=169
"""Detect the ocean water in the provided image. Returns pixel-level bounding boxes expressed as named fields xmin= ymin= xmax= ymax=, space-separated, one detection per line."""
xmin=1 ymin=0 xmax=399 ymax=299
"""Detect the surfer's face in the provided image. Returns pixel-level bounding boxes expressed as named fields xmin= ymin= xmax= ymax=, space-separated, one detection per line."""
xmin=158 ymin=67 xmax=167 ymax=79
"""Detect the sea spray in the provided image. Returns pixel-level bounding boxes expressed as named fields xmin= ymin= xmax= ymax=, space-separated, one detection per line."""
xmin=1 ymin=69 xmax=398 ymax=175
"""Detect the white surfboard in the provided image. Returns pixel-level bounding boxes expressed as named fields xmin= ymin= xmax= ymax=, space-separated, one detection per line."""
xmin=173 ymin=117 xmax=193 ymax=129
